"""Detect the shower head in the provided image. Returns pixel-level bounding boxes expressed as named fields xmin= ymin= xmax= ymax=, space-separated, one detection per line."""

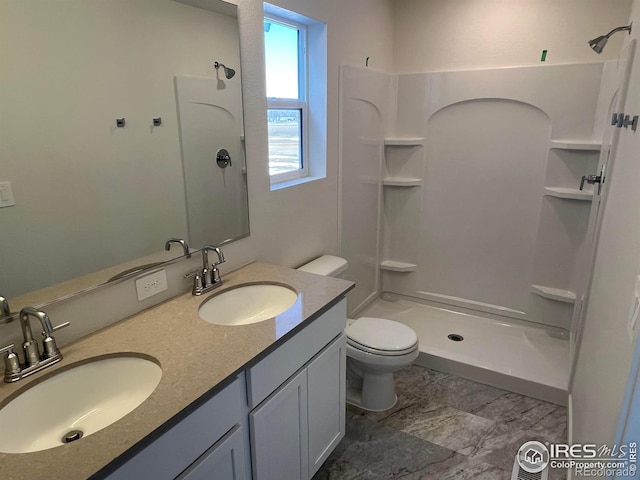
xmin=588 ymin=24 xmax=632 ymax=54
xmin=214 ymin=61 xmax=236 ymax=79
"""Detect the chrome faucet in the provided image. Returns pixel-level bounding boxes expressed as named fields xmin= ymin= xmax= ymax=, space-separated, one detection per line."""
xmin=186 ymin=246 xmax=225 ymax=295
xmin=0 ymin=307 xmax=70 ymax=383
xmin=165 ymin=238 xmax=191 ymax=258
xmin=0 ymin=294 xmax=9 ymax=317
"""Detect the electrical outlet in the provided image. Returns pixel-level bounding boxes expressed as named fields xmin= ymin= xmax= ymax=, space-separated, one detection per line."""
xmin=0 ymin=181 xmax=16 ymax=208
xmin=135 ymin=270 xmax=168 ymax=301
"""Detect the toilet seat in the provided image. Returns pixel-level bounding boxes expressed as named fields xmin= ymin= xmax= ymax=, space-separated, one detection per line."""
xmin=345 ymin=317 xmax=418 ymax=357
xmin=347 ymin=338 xmax=418 ymax=356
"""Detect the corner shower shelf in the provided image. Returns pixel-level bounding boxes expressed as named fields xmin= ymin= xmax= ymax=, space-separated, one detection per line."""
xmin=543 ymin=187 xmax=593 ymax=201
xmin=548 ymin=140 xmax=601 ymax=151
xmin=380 ymin=261 xmax=417 ymax=272
xmin=531 ymin=285 xmax=576 ymax=304
xmin=384 ymin=137 xmax=424 ymax=146
xmin=383 ymin=177 xmax=423 ymax=187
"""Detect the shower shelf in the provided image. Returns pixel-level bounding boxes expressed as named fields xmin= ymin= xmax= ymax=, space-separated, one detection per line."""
xmin=384 ymin=137 xmax=424 ymax=146
xmin=380 ymin=261 xmax=417 ymax=272
xmin=548 ymin=140 xmax=602 ymax=151
xmin=531 ymin=285 xmax=576 ymax=304
xmin=543 ymin=187 xmax=594 ymax=201
xmin=383 ymin=177 xmax=423 ymax=187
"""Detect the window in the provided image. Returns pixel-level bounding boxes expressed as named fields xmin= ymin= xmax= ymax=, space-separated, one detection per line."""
xmin=264 ymin=15 xmax=308 ymax=183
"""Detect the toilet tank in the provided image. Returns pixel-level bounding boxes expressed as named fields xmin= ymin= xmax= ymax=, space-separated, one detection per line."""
xmin=297 ymin=255 xmax=348 ymax=278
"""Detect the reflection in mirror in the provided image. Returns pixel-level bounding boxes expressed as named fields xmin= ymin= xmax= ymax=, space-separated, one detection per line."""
xmin=0 ymin=0 xmax=249 ymax=316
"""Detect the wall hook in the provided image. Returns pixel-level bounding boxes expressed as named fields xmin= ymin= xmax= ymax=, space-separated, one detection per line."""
xmin=623 ymin=115 xmax=638 ymax=132
xmin=153 ymin=117 xmax=162 ymax=126
xmin=116 ymin=118 xmax=126 ymax=128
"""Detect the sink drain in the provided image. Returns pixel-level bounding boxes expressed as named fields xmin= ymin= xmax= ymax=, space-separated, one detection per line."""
xmin=62 ymin=430 xmax=84 ymax=444
xmin=447 ymin=333 xmax=464 ymax=342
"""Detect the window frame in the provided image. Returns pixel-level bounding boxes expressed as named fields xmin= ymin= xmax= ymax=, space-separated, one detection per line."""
xmin=265 ymin=14 xmax=310 ymax=184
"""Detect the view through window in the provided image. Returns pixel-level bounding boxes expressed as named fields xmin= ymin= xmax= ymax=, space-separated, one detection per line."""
xmin=264 ymin=16 xmax=307 ymax=181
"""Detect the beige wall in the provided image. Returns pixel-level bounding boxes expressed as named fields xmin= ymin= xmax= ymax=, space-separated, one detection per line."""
xmin=392 ymin=0 xmax=632 ymax=73
xmin=570 ymin=0 xmax=640 ymax=456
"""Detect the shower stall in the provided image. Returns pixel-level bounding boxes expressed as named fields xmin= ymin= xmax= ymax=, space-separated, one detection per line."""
xmin=339 ymin=55 xmax=632 ymax=404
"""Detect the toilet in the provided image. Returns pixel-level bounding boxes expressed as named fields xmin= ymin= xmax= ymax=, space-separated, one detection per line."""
xmin=298 ymin=255 xmax=419 ymax=411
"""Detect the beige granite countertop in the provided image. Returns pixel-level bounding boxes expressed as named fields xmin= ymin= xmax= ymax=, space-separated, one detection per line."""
xmin=0 ymin=262 xmax=354 ymax=480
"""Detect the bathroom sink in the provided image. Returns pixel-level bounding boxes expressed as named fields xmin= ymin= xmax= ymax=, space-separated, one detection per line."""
xmin=0 ymin=355 xmax=162 ymax=454
xmin=199 ymin=283 xmax=298 ymax=326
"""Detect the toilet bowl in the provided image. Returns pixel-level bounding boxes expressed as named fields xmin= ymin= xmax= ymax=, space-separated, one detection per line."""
xmin=297 ymin=255 xmax=419 ymax=411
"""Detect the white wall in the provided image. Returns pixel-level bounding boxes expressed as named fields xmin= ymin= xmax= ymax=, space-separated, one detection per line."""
xmin=392 ymin=0 xmax=633 ymax=73
xmin=571 ymin=0 xmax=640 ymax=455
xmin=231 ymin=0 xmax=394 ymax=270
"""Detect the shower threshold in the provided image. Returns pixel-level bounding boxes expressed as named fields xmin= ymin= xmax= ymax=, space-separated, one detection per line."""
xmin=358 ymin=293 xmax=570 ymax=405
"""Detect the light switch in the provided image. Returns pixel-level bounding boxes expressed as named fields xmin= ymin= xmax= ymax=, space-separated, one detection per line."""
xmin=0 ymin=181 xmax=15 ymax=208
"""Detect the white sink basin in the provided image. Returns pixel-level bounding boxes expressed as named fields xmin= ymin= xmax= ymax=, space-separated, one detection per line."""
xmin=0 ymin=355 xmax=162 ymax=453
xmin=199 ymin=283 xmax=298 ymax=326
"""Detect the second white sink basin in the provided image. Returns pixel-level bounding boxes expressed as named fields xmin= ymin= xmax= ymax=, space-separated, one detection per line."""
xmin=0 ymin=355 xmax=162 ymax=454
xmin=199 ymin=283 xmax=298 ymax=326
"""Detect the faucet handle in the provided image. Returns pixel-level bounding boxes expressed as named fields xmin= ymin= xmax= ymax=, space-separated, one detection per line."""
xmin=40 ymin=321 xmax=68 ymax=359
xmin=0 ymin=344 xmax=15 ymax=356
xmin=49 ymin=321 xmax=70 ymax=334
xmin=0 ymin=295 xmax=10 ymax=317
xmin=0 ymin=344 xmax=21 ymax=376
xmin=185 ymin=270 xmax=204 ymax=295
xmin=38 ymin=320 xmax=69 ymax=337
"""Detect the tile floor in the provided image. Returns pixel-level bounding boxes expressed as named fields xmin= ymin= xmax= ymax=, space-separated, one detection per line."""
xmin=313 ymin=365 xmax=567 ymax=480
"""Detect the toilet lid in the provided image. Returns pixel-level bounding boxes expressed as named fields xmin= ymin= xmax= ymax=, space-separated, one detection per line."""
xmin=345 ymin=317 xmax=418 ymax=353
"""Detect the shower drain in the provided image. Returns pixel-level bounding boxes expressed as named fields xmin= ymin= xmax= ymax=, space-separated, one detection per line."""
xmin=62 ymin=429 xmax=84 ymax=444
xmin=447 ymin=333 xmax=464 ymax=342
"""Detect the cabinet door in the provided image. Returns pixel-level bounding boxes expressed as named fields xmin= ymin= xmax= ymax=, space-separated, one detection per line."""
xmin=177 ymin=425 xmax=249 ymax=480
xmin=307 ymin=334 xmax=346 ymax=477
xmin=250 ymin=369 xmax=309 ymax=480
xmin=105 ymin=376 xmax=245 ymax=480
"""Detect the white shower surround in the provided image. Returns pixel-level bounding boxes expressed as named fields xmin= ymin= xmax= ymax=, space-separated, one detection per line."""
xmin=339 ymin=63 xmax=610 ymax=400
xmin=390 ymin=63 xmax=605 ymax=333
xmin=341 ymin=63 xmax=606 ymax=330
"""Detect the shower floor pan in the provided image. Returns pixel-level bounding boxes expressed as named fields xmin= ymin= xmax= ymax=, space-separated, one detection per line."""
xmin=358 ymin=293 xmax=570 ymax=405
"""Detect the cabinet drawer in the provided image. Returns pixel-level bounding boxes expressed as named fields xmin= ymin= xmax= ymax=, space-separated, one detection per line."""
xmin=246 ymin=298 xmax=346 ymax=408
xmin=106 ymin=375 xmax=245 ymax=480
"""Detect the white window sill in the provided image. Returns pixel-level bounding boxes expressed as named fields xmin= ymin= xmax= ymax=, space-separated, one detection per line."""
xmin=270 ymin=175 xmax=325 ymax=191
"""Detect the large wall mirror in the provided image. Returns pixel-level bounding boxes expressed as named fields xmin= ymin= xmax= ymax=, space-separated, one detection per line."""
xmin=0 ymin=0 xmax=249 ymax=316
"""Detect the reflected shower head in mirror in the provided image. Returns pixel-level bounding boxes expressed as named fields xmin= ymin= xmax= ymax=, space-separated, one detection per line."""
xmin=214 ymin=61 xmax=236 ymax=79
xmin=588 ymin=24 xmax=632 ymax=54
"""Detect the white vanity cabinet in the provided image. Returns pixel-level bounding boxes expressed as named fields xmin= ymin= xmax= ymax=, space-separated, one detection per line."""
xmin=176 ymin=425 xmax=248 ymax=480
xmin=102 ymin=298 xmax=347 ymax=480
xmin=104 ymin=375 xmax=251 ymax=480
xmin=250 ymin=368 xmax=310 ymax=479
xmin=248 ymin=299 xmax=347 ymax=480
